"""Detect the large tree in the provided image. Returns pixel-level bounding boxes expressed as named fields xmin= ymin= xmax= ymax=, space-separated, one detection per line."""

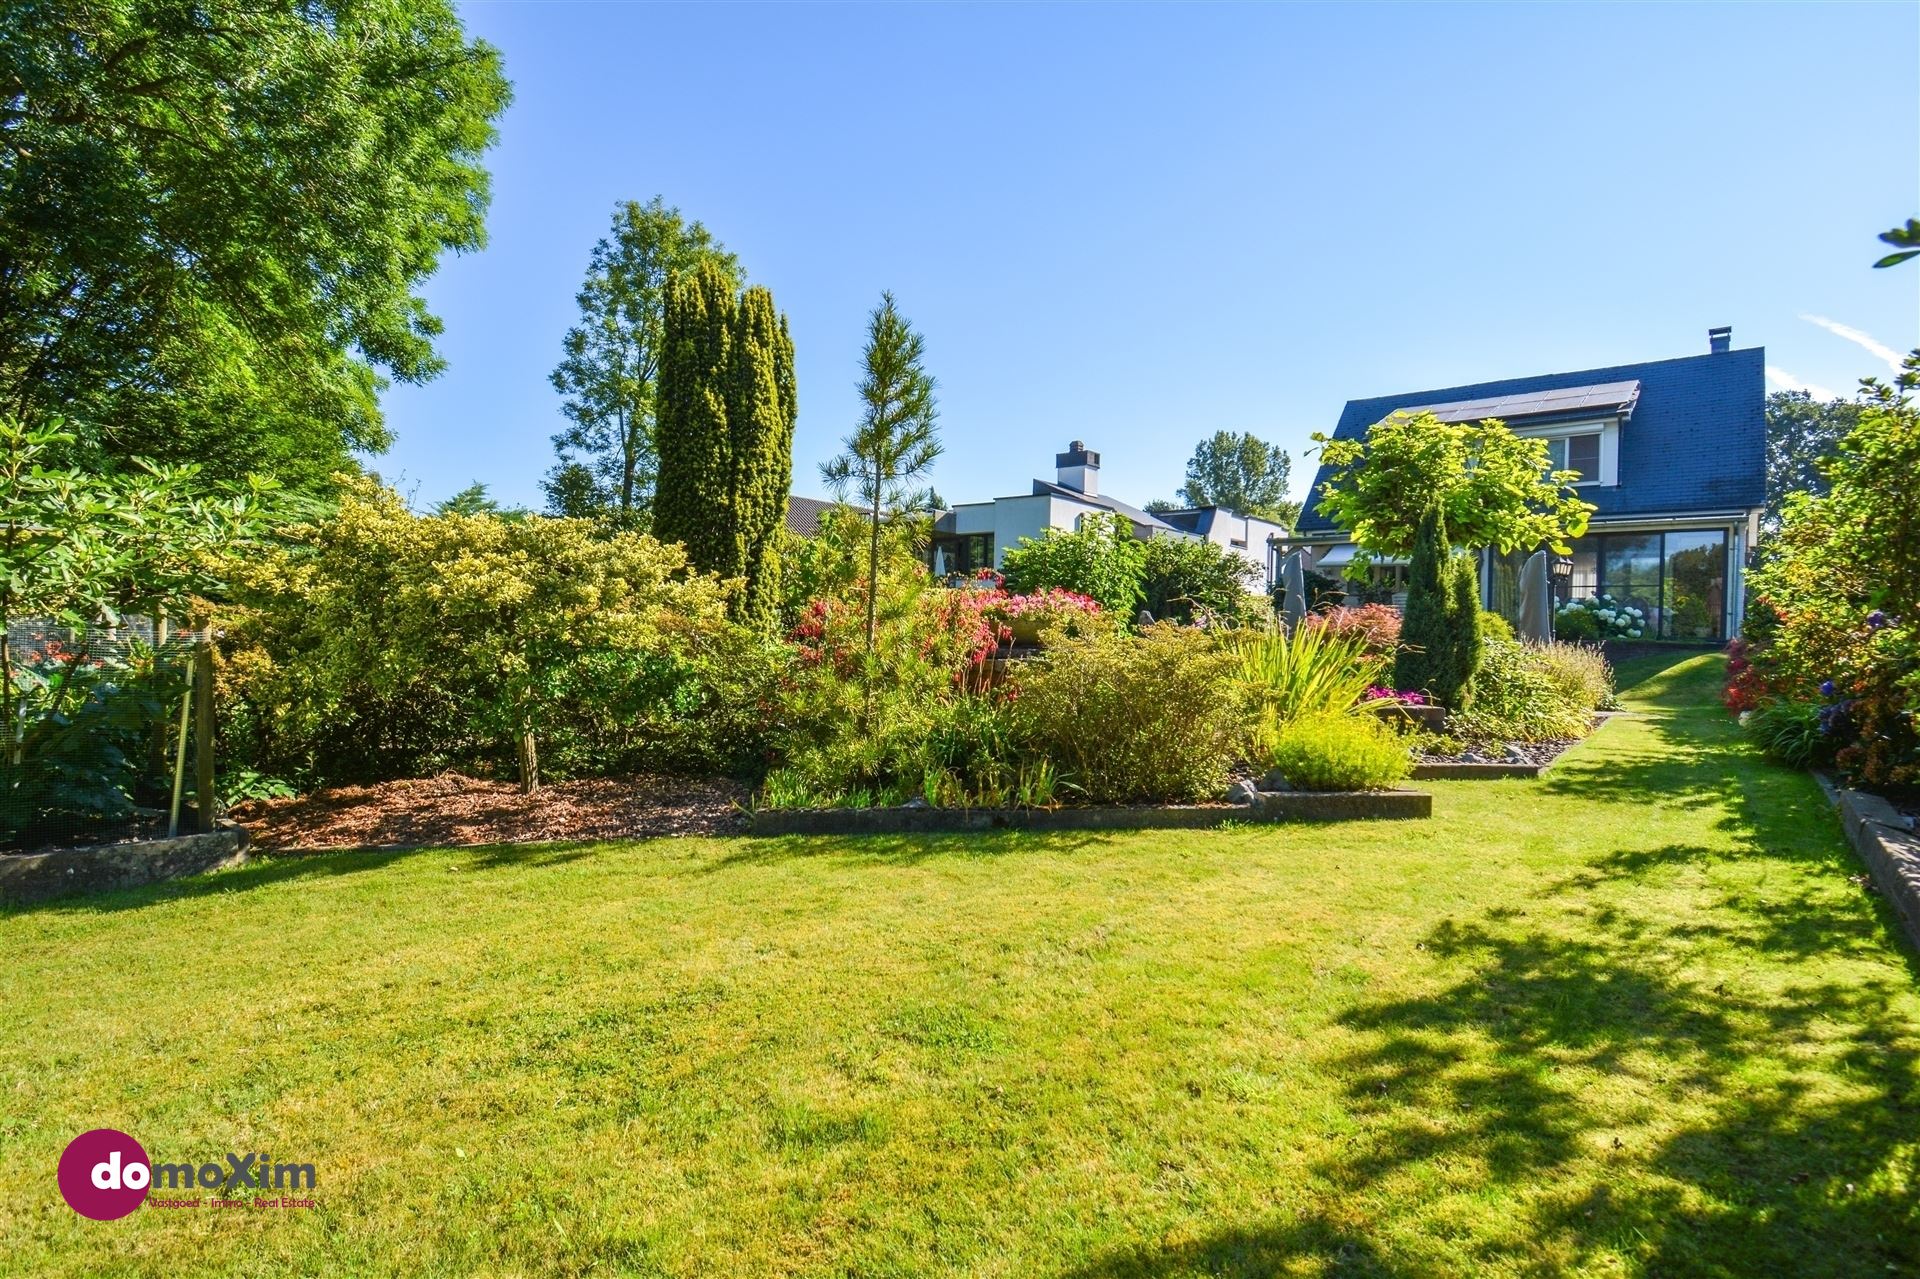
xmin=820 ymin=293 xmax=941 ymax=666
xmin=1312 ymin=410 xmax=1593 ymax=573
xmin=545 ymin=198 xmax=741 ymax=523
xmin=652 ymin=263 xmax=796 ymax=629
xmin=1764 ymin=389 xmax=1861 ymax=533
xmin=0 ymin=2 xmax=510 ymax=492
xmin=1177 ymin=431 xmax=1298 ymax=525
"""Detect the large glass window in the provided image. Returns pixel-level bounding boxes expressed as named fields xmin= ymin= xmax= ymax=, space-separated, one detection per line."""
xmin=931 ymin=533 xmax=994 ymax=578
xmin=1663 ymin=531 xmax=1728 ymax=640
xmin=1559 ymin=530 xmax=1728 ymax=640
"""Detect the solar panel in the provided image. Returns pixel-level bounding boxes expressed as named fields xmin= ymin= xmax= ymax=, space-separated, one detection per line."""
xmin=1405 ymin=379 xmax=1641 ymax=424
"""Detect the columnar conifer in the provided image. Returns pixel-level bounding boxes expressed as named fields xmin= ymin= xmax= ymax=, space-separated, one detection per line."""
xmin=654 ymin=264 xmax=796 ymax=628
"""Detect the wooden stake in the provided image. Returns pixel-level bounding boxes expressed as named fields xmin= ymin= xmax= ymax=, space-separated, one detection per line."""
xmin=194 ymin=643 xmax=215 ymax=833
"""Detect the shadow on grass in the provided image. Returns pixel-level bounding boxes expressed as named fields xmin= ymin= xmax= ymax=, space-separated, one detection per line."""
xmin=1062 ymin=647 xmax=1920 ymax=1277
xmin=697 ymin=827 xmax=1121 ymax=874
xmin=0 ymin=839 xmax=603 ymax=919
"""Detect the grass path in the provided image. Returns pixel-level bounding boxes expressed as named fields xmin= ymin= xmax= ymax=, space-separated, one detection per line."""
xmin=2 ymin=654 xmax=1916 ymax=1277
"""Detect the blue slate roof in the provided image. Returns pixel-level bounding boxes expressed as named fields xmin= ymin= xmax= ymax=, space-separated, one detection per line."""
xmin=1295 ymin=346 xmax=1767 ymax=534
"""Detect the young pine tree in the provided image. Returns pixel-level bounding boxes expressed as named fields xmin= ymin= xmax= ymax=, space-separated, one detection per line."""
xmin=820 ymin=293 xmax=942 ymax=658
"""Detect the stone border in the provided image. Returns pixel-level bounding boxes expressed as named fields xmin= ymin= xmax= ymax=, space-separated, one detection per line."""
xmin=1830 ymin=785 xmax=1920 ymax=957
xmin=0 ymin=824 xmax=250 ymax=907
xmin=747 ymin=789 xmax=1430 ymax=837
xmin=1409 ymin=761 xmax=1543 ymax=780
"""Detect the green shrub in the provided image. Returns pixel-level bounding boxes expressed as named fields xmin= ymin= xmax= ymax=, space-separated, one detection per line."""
xmin=1532 ymin=640 xmax=1615 ymax=712
xmin=1551 ymin=606 xmax=1602 ymax=643
xmin=1444 ymin=638 xmax=1592 ymax=745
xmin=1001 ymin=512 xmax=1147 ymax=616
xmin=1263 ymin=711 xmax=1411 ymax=791
xmin=1141 ymin=535 xmax=1269 ymax=626
xmin=1394 ymin=506 xmax=1483 ymax=709
xmin=1480 ymin=611 xmax=1515 ymax=642
xmin=1012 ymin=624 xmax=1248 ymax=803
xmin=1744 ymin=699 xmax=1834 ymax=768
xmin=1234 ymin=624 xmax=1385 ymax=727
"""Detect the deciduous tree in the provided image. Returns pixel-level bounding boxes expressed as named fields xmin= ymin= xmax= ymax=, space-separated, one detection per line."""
xmin=0 ymin=2 xmax=511 ymax=491
xmin=1177 ymin=431 xmax=1298 ymax=526
xmin=1313 ymin=411 xmax=1593 ymax=572
xmin=546 ymin=199 xmax=741 ymax=522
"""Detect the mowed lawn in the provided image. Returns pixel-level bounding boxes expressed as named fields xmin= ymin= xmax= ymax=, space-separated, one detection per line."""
xmin=2 ymin=655 xmax=1916 ymax=1278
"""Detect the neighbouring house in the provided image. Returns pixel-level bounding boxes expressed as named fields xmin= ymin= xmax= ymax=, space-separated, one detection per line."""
xmin=1294 ymin=328 xmax=1766 ymax=641
xmin=784 ymin=495 xmax=840 ymax=539
xmin=929 ymin=441 xmax=1290 ymax=588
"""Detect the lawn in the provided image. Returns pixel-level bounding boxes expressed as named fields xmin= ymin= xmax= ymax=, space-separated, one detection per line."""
xmin=2 ymin=653 xmax=1916 ymax=1278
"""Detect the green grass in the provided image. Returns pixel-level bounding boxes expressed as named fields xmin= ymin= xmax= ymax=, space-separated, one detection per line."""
xmin=3 ymin=654 xmax=1916 ymax=1277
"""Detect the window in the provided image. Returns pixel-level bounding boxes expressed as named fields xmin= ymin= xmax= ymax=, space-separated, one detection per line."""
xmin=1545 ymin=433 xmax=1601 ymax=482
xmin=1561 ymin=530 xmax=1728 ymax=640
xmin=931 ymin=533 xmax=993 ymax=578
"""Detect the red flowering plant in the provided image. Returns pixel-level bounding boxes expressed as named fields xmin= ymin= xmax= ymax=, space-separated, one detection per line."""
xmin=1302 ymin=604 xmax=1403 ymax=656
xmin=988 ymin=587 xmax=1106 ymax=646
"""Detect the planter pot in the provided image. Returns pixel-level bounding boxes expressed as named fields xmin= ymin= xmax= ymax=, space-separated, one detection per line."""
xmin=1368 ymin=702 xmax=1447 ymax=731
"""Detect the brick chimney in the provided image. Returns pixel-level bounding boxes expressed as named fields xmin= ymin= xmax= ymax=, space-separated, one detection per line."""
xmin=1056 ymin=441 xmax=1100 ymax=496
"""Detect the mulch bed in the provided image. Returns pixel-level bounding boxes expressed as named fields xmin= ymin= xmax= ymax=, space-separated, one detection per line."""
xmin=1417 ymin=738 xmax=1579 ymax=768
xmin=232 ymin=773 xmax=749 ymax=852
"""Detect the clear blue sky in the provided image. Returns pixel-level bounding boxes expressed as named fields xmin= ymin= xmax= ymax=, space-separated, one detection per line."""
xmin=378 ymin=1 xmax=1920 ymax=513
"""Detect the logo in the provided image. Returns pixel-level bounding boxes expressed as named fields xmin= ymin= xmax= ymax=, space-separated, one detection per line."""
xmin=57 ymin=1130 xmax=319 ymax=1217
xmin=58 ymin=1129 xmax=151 ymax=1221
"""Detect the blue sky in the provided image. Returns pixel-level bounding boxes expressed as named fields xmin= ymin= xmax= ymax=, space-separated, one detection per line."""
xmin=378 ymin=2 xmax=1920 ymax=513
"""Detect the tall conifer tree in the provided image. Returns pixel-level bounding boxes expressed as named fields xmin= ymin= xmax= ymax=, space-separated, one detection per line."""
xmin=654 ymin=264 xmax=795 ymax=628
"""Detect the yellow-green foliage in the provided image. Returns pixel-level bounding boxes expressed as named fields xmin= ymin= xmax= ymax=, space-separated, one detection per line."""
xmin=1532 ymin=639 xmax=1615 ymax=712
xmin=1234 ymin=622 xmax=1385 ymax=725
xmin=1262 ymin=710 xmax=1411 ymax=791
xmin=220 ymin=479 xmax=778 ymax=788
xmin=1445 ymin=637 xmax=1594 ymax=745
xmin=653 ymin=263 xmax=797 ymax=630
xmin=1012 ymin=624 xmax=1247 ymax=802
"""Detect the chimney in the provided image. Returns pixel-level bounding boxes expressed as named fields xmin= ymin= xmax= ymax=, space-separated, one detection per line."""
xmin=1708 ymin=326 xmax=1732 ymax=355
xmin=1056 ymin=440 xmax=1100 ymax=496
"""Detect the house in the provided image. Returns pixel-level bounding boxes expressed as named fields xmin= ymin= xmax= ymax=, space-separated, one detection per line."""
xmin=784 ymin=495 xmax=839 ymax=539
xmin=1293 ymin=328 xmax=1766 ymax=641
xmin=930 ymin=441 xmax=1289 ymax=587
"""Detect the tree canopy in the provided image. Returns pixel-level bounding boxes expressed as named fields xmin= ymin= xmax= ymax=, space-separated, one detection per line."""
xmin=1311 ymin=411 xmax=1593 ymax=571
xmin=0 ymin=1 xmax=511 ymax=491
xmin=545 ymin=198 xmax=741 ymax=523
xmin=1764 ymin=389 xmax=1861 ymax=533
xmin=1176 ymin=431 xmax=1298 ymax=526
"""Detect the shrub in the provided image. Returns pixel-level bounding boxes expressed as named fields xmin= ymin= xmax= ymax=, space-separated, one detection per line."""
xmin=1555 ymin=593 xmax=1645 ymax=640
xmin=1140 ymin=535 xmax=1268 ymax=626
xmin=1302 ymin=604 xmax=1401 ymax=655
xmin=1012 ymin=624 xmax=1247 ymax=803
xmin=989 ymin=588 xmax=1107 ymax=645
xmin=218 ymin=481 xmax=778 ymax=791
xmin=1394 ymin=506 xmax=1483 ymax=709
xmin=1532 ymin=640 xmax=1616 ymax=712
xmin=1444 ymin=638 xmax=1592 ymax=745
xmin=1235 ymin=624 xmax=1385 ymax=726
xmin=1261 ymin=711 xmax=1411 ymax=792
xmin=1744 ymin=699 xmax=1834 ymax=768
xmin=1480 ymin=611 xmax=1515 ymax=642
xmin=1000 ymin=512 xmax=1147 ymax=616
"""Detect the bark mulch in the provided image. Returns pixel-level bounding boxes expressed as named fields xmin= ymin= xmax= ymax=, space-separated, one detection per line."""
xmin=233 ymin=773 xmax=749 ymax=852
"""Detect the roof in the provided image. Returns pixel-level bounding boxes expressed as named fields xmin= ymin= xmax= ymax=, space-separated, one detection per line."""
xmin=1296 ymin=346 xmax=1766 ymax=534
xmin=1407 ymin=379 xmax=1642 ymax=425
xmin=1027 ymin=479 xmax=1178 ymax=533
xmin=784 ymin=496 xmax=839 ymax=538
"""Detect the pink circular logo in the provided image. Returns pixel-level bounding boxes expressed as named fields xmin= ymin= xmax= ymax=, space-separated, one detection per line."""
xmin=58 ymin=1129 xmax=151 ymax=1220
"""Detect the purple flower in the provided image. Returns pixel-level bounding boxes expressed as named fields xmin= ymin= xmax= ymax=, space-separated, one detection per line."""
xmin=1820 ymin=679 xmax=1835 ymax=697
xmin=1867 ymin=610 xmax=1888 ymax=630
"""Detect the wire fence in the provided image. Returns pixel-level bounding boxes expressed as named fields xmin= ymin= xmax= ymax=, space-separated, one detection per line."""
xmin=2 ymin=617 xmax=211 ymax=852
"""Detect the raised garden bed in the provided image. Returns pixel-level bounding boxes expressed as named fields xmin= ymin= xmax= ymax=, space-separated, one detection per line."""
xmin=748 ymin=788 xmax=1430 ymax=836
xmin=0 ymin=823 xmax=250 ymax=906
xmin=1408 ymin=713 xmax=1620 ymax=780
xmin=1827 ymin=783 xmax=1920 ymax=957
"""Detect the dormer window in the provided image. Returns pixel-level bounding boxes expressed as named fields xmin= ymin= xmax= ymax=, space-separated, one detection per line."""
xmin=1546 ymin=433 xmax=1602 ymax=483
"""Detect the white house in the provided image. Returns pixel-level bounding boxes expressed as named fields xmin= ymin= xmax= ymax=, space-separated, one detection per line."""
xmin=929 ymin=442 xmax=1290 ymax=589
